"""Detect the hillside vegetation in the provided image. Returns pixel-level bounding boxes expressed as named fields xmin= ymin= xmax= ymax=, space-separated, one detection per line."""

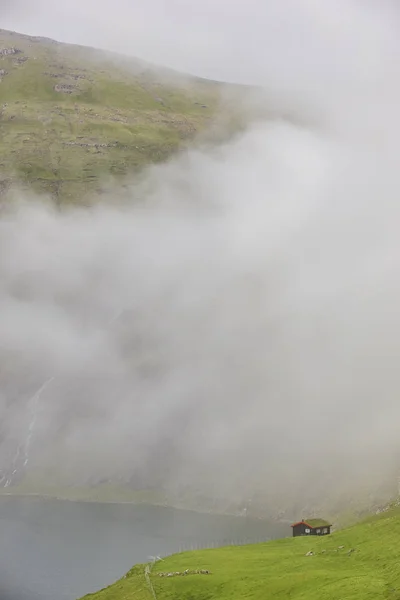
xmin=0 ymin=29 xmax=231 ymax=203
xmin=80 ymin=505 xmax=400 ymax=600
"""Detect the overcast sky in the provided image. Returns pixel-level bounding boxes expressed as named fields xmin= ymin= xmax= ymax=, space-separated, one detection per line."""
xmin=3 ymin=0 xmax=398 ymax=83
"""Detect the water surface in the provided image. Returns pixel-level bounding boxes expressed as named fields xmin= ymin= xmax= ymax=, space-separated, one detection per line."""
xmin=0 ymin=496 xmax=287 ymax=599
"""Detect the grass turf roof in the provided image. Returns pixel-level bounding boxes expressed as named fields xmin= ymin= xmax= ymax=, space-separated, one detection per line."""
xmin=303 ymin=519 xmax=332 ymax=528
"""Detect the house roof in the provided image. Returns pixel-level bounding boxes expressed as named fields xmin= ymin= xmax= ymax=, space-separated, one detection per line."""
xmin=291 ymin=518 xmax=332 ymax=528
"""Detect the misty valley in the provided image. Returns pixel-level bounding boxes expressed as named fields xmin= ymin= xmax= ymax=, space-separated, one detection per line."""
xmin=2 ymin=0 xmax=400 ymax=598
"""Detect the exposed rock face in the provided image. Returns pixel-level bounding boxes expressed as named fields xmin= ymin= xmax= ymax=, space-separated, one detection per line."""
xmin=54 ymin=84 xmax=78 ymax=94
xmin=0 ymin=47 xmax=21 ymax=56
xmin=45 ymin=72 xmax=87 ymax=80
xmin=63 ymin=141 xmax=117 ymax=148
xmin=0 ymin=178 xmax=11 ymax=196
xmin=69 ymin=73 xmax=87 ymax=80
xmin=0 ymin=69 xmax=7 ymax=79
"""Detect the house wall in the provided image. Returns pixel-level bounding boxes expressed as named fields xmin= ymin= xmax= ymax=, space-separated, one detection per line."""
xmin=292 ymin=523 xmax=311 ymax=537
xmin=314 ymin=526 xmax=331 ymax=536
xmin=292 ymin=524 xmax=331 ymax=537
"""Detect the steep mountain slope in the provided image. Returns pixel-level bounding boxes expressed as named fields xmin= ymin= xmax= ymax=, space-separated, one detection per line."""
xmin=80 ymin=504 xmax=400 ymax=600
xmin=0 ymin=29 xmax=227 ymax=203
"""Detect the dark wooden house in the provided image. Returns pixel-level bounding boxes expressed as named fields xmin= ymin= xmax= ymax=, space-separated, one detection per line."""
xmin=291 ymin=518 xmax=332 ymax=537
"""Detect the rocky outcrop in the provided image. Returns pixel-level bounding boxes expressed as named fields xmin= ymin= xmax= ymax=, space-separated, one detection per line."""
xmin=0 ymin=178 xmax=11 ymax=196
xmin=63 ymin=141 xmax=117 ymax=148
xmin=45 ymin=72 xmax=87 ymax=81
xmin=0 ymin=47 xmax=21 ymax=56
xmin=54 ymin=84 xmax=78 ymax=94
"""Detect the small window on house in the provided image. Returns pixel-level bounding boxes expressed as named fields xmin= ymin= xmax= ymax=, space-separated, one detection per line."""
xmin=316 ymin=529 xmax=320 ymax=533
xmin=305 ymin=528 xmax=310 ymax=533
xmin=323 ymin=528 xmax=328 ymax=534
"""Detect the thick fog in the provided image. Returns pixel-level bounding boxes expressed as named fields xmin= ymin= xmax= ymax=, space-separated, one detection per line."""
xmin=2 ymin=0 xmax=400 ymax=517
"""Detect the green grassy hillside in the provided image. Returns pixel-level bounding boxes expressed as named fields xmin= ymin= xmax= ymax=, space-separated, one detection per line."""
xmin=0 ymin=29 xmax=230 ymax=203
xmin=80 ymin=504 xmax=400 ymax=600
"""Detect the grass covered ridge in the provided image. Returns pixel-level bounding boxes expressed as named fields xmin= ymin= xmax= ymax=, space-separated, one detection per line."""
xmin=0 ymin=29 xmax=237 ymax=203
xmin=80 ymin=505 xmax=400 ymax=600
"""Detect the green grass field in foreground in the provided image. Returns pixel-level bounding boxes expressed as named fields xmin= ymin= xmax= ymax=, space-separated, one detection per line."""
xmin=80 ymin=504 xmax=400 ymax=600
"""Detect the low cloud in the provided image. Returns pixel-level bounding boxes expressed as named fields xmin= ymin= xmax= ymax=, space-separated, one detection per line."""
xmin=1 ymin=0 xmax=400 ymax=517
